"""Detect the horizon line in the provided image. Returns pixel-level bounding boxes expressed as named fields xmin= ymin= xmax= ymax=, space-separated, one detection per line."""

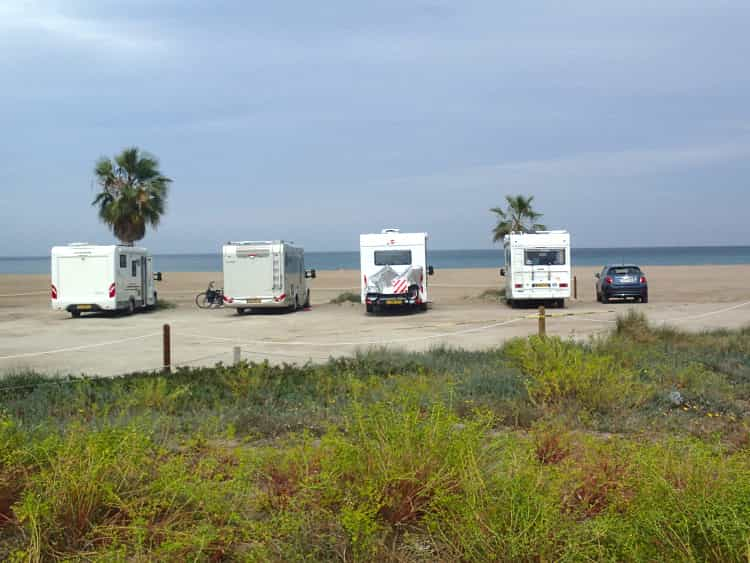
xmin=2 ymin=243 xmax=750 ymax=260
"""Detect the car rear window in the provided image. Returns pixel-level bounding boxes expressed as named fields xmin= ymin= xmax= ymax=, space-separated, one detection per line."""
xmin=608 ymin=267 xmax=641 ymax=276
xmin=374 ymin=250 xmax=412 ymax=266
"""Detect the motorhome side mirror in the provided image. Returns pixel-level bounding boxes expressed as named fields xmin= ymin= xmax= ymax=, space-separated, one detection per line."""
xmin=153 ymin=272 xmax=163 ymax=281
xmin=500 ymin=268 xmax=505 ymax=277
xmin=428 ymin=265 xmax=434 ymax=276
xmin=305 ymin=269 xmax=317 ymax=279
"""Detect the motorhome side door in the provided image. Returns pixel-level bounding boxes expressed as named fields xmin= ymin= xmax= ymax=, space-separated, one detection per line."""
xmin=141 ymin=256 xmax=148 ymax=306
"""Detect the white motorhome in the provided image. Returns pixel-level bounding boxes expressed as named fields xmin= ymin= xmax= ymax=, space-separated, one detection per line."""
xmin=222 ymin=241 xmax=315 ymax=314
xmin=501 ymin=231 xmax=571 ymax=308
xmin=360 ymin=229 xmax=433 ymax=313
xmin=51 ymin=244 xmax=160 ymax=317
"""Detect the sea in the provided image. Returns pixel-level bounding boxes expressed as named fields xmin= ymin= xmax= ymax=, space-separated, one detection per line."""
xmin=2 ymin=247 xmax=750 ymax=275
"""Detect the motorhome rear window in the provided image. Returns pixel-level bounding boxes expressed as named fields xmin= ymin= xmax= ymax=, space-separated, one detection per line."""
xmin=374 ymin=250 xmax=412 ymax=266
xmin=120 ymin=255 xmax=127 ymax=268
xmin=237 ymin=249 xmax=270 ymax=258
xmin=524 ymin=249 xmax=566 ymax=266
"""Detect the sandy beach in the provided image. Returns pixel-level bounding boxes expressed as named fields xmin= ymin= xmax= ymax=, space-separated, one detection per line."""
xmin=1 ymin=265 xmax=749 ymax=377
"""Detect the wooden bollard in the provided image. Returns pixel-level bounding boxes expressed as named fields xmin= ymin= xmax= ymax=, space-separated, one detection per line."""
xmin=162 ymin=324 xmax=171 ymax=373
xmin=538 ymin=306 xmax=546 ymax=337
xmin=573 ymin=276 xmax=578 ymax=300
xmin=233 ymin=346 xmax=241 ymax=365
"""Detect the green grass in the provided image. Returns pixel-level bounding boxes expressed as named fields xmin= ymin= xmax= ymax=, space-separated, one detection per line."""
xmin=329 ymin=291 xmax=361 ymax=304
xmin=2 ymin=314 xmax=750 ymax=560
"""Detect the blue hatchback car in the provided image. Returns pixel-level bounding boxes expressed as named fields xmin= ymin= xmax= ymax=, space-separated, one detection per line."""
xmin=595 ymin=265 xmax=648 ymax=303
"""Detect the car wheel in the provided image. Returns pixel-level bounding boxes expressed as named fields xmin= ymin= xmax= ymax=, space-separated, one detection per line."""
xmin=641 ymin=293 xmax=648 ymax=304
xmin=602 ymin=293 xmax=609 ymax=304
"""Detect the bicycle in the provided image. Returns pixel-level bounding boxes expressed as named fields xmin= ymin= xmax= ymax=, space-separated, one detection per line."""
xmin=195 ymin=282 xmax=225 ymax=309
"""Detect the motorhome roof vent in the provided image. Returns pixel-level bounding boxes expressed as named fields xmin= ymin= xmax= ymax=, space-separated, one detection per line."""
xmin=68 ymin=242 xmax=90 ymax=246
xmin=381 ymin=228 xmax=400 ymax=234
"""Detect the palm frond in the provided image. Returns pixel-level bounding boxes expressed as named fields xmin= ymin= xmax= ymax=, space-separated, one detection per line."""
xmin=91 ymin=147 xmax=171 ymax=244
xmin=491 ymin=194 xmax=545 ymax=241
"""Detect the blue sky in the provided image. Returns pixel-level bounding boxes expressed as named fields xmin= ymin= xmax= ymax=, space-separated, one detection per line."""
xmin=1 ymin=1 xmax=749 ymax=255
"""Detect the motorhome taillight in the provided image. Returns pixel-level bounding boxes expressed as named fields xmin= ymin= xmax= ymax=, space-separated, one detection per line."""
xmin=50 ymin=284 xmax=58 ymax=299
xmin=605 ymin=276 xmax=613 ymax=285
xmin=274 ymin=293 xmax=287 ymax=303
xmin=363 ymin=275 xmax=367 ymax=286
xmin=559 ymin=283 xmax=569 ymax=288
xmin=108 ymin=283 xmax=116 ymax=298
xmin=640 ymin=276 xmax=647 ymax=284
xmin=223 ymin=295 xmax=234 ymax=304
xmin=514 ymin=283 xmax=523 ymax=288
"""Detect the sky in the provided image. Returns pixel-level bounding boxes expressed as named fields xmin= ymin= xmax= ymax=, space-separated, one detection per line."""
xmin=1 ymin=0 xmax=749 ymax=255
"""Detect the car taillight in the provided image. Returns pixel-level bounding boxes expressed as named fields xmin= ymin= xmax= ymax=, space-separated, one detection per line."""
xmin=223 ymin=295 xmax=234 ymax=303
xmin=640 ymin=276 xmax=647 ymax=284
xmin=605 ymin=276 xmax=613 ymax=284
xmin=50 ymin=284 xmax=58 ymax=299
xmin=108 ymin=283 xmax=116 ymax=298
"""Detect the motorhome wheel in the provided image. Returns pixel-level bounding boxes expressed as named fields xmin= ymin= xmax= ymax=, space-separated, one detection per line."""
xmin=304 ymin=290 xmax=310 ymax=308
xmin=128 ymin=299 xmax=136 ymax=315
xmin=71 ymin=310 xmax=81 ymax=318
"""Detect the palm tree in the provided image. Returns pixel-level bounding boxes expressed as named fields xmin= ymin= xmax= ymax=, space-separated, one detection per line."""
xmin=490 ymin=195 xmax=546 ymax=242
xmin=92 ymin=147 xmax=172 ymax=244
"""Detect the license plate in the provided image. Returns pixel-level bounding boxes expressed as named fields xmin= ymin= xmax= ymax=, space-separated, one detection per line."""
xmin=78 ymin=304 xmax=92 ymax=310
xmin=532 ymin=283 xmax=550 ymax=288
xmin=246 ymin=298 xmax=261 ymax=304
xmin=385 ymin=299 xmax=402 ymax=305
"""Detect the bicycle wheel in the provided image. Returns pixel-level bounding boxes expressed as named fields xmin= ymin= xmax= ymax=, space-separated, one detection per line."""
xmin=195 ymin=292 xmax=209 ymax=308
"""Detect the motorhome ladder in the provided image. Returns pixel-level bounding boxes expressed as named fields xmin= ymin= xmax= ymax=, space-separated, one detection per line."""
xmin=272 ymin=251 xmax=281 ymax=290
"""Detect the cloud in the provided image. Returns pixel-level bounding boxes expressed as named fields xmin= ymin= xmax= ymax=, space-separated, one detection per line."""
xmin=0 ymin=0 xmax=167 ymax=54
xmin=371 ymin=141 xmax=750 ymax=194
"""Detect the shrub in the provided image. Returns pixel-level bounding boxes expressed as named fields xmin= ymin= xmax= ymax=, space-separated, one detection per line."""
xmin=504 ymin=336 xmax=644 ymax=413
xmin=329 ymin=292 xmax=360 ymax=304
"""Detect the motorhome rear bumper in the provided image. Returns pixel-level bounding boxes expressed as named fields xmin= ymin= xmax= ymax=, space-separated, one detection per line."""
xmin=224 ymin=298 xmax=287 ymax=308
xmin=65 ymin=304 xmax=105 ymax=313
xmin=365 ymin=294 xmax=420 ymax=307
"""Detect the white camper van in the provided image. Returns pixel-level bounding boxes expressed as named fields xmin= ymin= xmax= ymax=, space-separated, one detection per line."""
xmin=360 ymin=229 xmax=433 ymax=313
xmin=51 ymin=244 xmax=160 ymax=317
xmin=222 ymin=241 xmax=316 ymax=314
xmin=501 ymin=231 xmax=571 ymax=308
